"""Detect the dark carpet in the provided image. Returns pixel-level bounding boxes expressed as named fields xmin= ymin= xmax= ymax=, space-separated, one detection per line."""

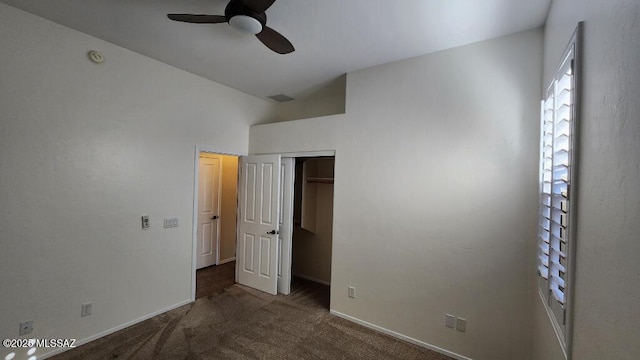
xmin=196 ymin=262 xmax=237 ymax=299
xmin=51 ymin=274 xmax=452 ymax=360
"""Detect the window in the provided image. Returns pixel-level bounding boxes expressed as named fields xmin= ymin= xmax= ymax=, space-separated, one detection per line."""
xmin=537 ymin=23 xmax=581 ymax=357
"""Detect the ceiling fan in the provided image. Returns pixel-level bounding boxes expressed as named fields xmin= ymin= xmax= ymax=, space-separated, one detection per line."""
xmin=167 ymin=0 xmax=295 ymax=54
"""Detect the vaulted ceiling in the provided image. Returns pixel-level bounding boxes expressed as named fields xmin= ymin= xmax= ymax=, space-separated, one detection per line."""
xmin=1 ymin=0 xmax=551 ymax=100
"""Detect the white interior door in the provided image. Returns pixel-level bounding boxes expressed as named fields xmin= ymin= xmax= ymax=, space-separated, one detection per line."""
xmin=236 ymin=154 xmax=281 ymax=295
xmin=197 ymin=154 xmax=221 ymax=269
xmin=278 ymin=158 xmax=295 ymax=295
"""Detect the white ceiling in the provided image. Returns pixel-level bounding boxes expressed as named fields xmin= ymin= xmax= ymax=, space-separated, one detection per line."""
xmin=1 ymin=0 xmax=551 ymax=100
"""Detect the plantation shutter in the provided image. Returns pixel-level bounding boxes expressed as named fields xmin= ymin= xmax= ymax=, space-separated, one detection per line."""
xmin=537 ymin=25 xmax=580 ymax=352
xmin=549 ymin=55 xmax=573 ymax=308
xmin=538 ymin=88 xmax=554 ymax=284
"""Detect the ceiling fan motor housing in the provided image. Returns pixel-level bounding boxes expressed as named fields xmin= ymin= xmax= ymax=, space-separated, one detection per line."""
xmin=225 ymin=1 xmax=267 ymax=34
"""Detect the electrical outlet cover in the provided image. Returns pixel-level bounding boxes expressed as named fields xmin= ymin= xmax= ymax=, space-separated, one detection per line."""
xmin=81 ymin=302 xmax=92 ymax=317
xmin=19 ymin=321 xmax=33 ymax=336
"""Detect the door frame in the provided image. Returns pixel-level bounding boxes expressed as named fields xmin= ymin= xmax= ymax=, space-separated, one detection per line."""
xmin=191 ymin=145 xmax=246 ymax=302
xmin=277 ymin=157 xmax=295 ymax=295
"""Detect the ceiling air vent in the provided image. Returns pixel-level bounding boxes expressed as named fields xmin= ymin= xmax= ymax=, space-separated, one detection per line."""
xmin=267 ymin=94 xmax=294 ymax=102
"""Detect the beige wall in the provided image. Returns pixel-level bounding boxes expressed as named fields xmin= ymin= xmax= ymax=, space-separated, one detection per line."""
xmin=268 ymin=75 xmax=346 ymax=123
xmin=0 ymin=4 xmax=271 ymax=359
xmin=219 ymin=155 xmax=238 ymax=262
xmin=274 ymin=95 xmax=345 ymax=123
xmin=250 ymin=29 xmax=542 ymax=360
xmin=8 ymin=1 xmax=637 ymax=358
xmin=533 ymin=1 xmax=640 ymax=359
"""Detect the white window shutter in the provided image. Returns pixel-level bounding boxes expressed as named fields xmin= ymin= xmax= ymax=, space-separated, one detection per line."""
xmin=536 ymin=23 xmax=581 ymax=357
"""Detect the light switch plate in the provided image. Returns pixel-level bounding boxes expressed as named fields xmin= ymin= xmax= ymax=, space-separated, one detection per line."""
xmin=456 ymin=317 xmax=467 ymax=332
xmin=347 ymin=286 xmax=356 ymax=298
xmin=445 ymin=314 xmax=456 ymax=328
xmin=164 ymin=217 xmax=179 ymax=228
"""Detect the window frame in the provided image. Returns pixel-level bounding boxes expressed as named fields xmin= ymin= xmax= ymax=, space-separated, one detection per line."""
xmin=537 ymin=22 xmax=582 ymax=359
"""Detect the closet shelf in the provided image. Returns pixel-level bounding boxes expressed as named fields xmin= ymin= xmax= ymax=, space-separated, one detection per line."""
xmin=306 ymin=177 xmax=334 ymax=184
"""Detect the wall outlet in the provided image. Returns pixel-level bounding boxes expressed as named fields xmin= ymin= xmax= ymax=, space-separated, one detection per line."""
xmin=141 ymin=215 xmax=150 ymax=229
xmin=348 ymin=286 xmax=356 ymax=298
xmin=456 ymin=317 xmax=467 ymax=332
xmin=19 ymin=321 xmax=33 ymax=336
xmin=81 ymin=302 xmax=92 ymax=317
xmin=445 ymin=314 xmax=456 ymax=328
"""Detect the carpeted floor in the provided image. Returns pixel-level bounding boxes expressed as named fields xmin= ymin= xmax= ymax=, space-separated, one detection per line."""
xmin=51 ymin=274 xmax=453 ymax=360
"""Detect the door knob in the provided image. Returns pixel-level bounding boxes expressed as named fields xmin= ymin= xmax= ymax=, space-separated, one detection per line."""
xmin=211 ymin=215 xmax=219 ymax=220
xmin=267 ymin=230 xmax=278 ymax=235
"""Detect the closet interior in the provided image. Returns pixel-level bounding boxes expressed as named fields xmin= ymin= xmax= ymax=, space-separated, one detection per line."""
xmin=291 ymin=157 xmax=335 ymax=289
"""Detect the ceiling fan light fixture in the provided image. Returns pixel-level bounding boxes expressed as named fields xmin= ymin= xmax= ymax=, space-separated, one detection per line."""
xmin=229 ymin=15 xmax=263 ymax=34
xmin=167 ymin=0 xmax=294 ymax=54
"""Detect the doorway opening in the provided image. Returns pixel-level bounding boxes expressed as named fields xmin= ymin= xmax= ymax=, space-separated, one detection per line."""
xmin=194 ymin=151 xmax=239 ymax=300
xmin=290 ymin=157 xmax=334 ymax=308
xmin=193 ymin=150 xmax=335 ymax=309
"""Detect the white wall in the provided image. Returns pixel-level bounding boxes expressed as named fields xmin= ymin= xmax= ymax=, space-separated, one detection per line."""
xmin=533 ymin=1 xmax=640 ymax=359
xmin=0 ymin=4 xmax=272 ymax=359
xmin=251 ymin=29 xmax=542 ymax=360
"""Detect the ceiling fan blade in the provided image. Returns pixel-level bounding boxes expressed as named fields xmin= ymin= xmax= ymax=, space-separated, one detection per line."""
xmin=243 ymin=0 xmax=276 ymax=14
xmin=256 ymin=26 xmax=294 ymax=54
xmin=167 ymin=14 xmax=227 ymax=24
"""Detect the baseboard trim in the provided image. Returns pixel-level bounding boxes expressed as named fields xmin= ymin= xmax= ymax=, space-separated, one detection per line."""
xmin=218 ymin=257 xmax=236 ymax=265
xmin=40 ymin=299 xmax=193 ymax=359
xmin=292 ymin=272 xmax=331 ymax=286
xmin=329 ymin=310 xmax=473 ymax=360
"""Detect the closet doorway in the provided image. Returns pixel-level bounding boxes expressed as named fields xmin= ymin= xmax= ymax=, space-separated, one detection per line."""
xmin=234 ymin=152 xmax=335 ymax=303
xmin=193 ymin=150 xmax=335 ymax=307
xmin=291 ymin=157 xmax=334 ymax=290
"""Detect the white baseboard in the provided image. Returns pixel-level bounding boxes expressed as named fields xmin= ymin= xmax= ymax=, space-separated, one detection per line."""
xmin=40 ymin=299 xmax=192 ymax=359
xmin=292 ymin=272 xmax=331 ymax=286
xmin=218 ymin=257 xmax=236 ymax=265
xmin=329 ymin=310 xmax=473 ymax=360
